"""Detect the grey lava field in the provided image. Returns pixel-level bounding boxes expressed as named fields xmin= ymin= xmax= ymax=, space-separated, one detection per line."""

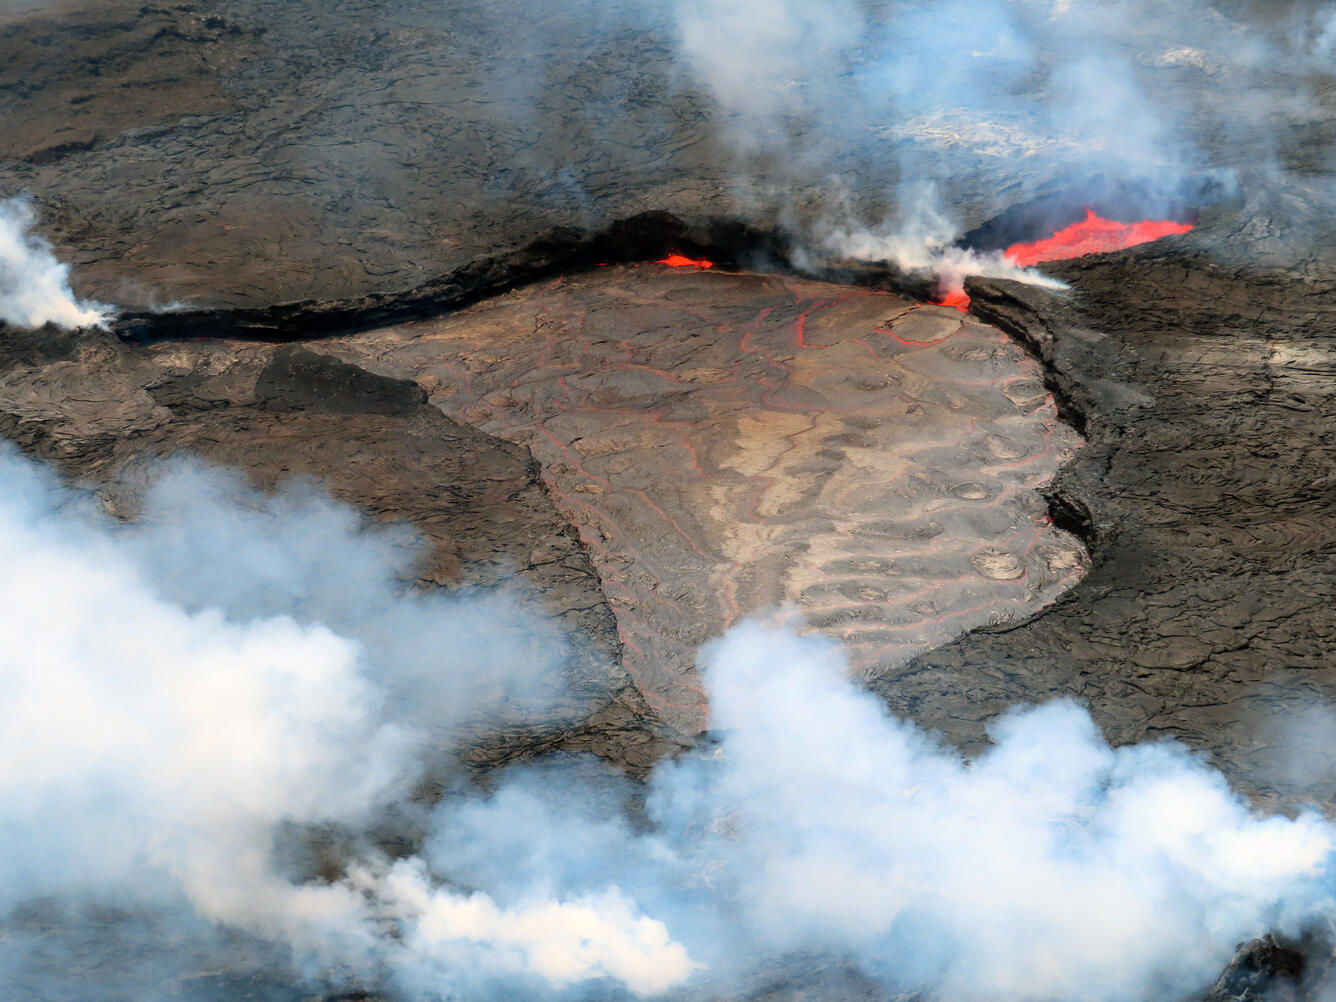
xmin=1 ymin=2 xmax=1335 ymax=1001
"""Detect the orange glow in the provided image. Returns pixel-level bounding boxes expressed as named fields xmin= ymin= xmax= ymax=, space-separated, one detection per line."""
xmin=1004 ymin=209 xmax=1193 ymax=266
xmin=932 ymin=288 xmax=970 ymax=312
xmin=658 ymin=253 xmax=714 ymax=269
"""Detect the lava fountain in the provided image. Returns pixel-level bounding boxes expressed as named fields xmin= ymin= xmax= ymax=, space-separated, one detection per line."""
xmin=931 ymin=287 xmax=973 ymax=312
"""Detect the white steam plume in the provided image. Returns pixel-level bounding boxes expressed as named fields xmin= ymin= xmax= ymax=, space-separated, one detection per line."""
xmin=364 ymin=860 xmax=697 ymax=996
xmin=436 ymin=620 xmax=1336 ymax=1001
xmin=113 ymin=461 xmax=576 ymax=736
xmin=0 ymin=447 xmax=690 ymax=998
xmin=1319 ymin=7 xmax=1336 ymax=58
xmin=818 ymin=186 xmax=1070 ymax=295
xmin=3 ymin=442 xmax=1333 ymax=1000
xmin=662 ymin=621 xmax=1335 ymax=1000
xmin=675 ymin=0 xmax=863 ymax=123
xmin=0 ymin=198 xmax=111 ymax=330
xmin=667 ymin=0 xmax=1333 ymax=281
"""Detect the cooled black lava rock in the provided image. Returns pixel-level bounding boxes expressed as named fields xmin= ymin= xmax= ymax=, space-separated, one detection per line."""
xmin=255 ymin=345 xmax=427 ymax=417
xmin=1205 ymin=935 xmax=1308 ymax=1002
xmin=875 ymin=231 xmax=1336 ymax=808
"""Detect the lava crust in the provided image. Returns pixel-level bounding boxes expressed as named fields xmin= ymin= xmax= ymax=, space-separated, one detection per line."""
xmin=881 ymin=242 xmax=1336 ymax=806
xmin=3 ymin=0 xmax=1336 ymax=999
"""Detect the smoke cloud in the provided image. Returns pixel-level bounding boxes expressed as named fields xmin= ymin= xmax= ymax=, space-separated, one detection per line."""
xmin=652 ymin=621 xmax=1335 ymax=999
xmin=814 ymin=182 xmax=1071 ymax=294
xmin=0 ymin=447 xmax=688 ymax=998
xmin=0 ymin=198 xmax=110 ymax=330
xmin=675 ymin=0 xmax=863 ymax=124
xmin=111 ymin=461 xmax=574 ymax=736
xmin=666 ymin=0 xmax=1331 ymax=284
xmin=1319 ymin=6 xmax=1336 ymax=57
xmin=2 ymin=444 xmax=1334 ymax=999
xmin=435 ymin=619 xmax=1335 ymax=1000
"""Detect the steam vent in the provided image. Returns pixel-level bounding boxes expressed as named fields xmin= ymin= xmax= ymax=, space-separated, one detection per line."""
xmin=1 ymin=2 xmax=1334 ymax=1001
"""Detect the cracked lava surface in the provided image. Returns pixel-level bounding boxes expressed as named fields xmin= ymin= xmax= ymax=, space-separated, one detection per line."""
xmin=319 ymin=265 xmax=1088 ymax=733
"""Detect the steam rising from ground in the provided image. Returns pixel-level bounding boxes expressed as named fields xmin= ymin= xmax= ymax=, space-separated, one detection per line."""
xmin=653 ymin=623 xmax=1335 ymax=999
xmin=670 ymin=0 xmax=1331 ymax=282
xmin=816 ymin=186 xmax=1070 ymax=294
xmin=0 ymin=448 xmax=687 ymax=998
xmin=1 ymin=447 xmax=1333 ymax=1000
xmin=0 ymin=198 xmax=109 ymax=330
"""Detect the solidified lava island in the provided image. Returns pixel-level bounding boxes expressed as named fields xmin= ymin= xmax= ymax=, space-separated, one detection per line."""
xmin=1 ymin=3 xmax=1335 ymax=1002
xmin=329 ymin=266 xmax=1086 ymax=727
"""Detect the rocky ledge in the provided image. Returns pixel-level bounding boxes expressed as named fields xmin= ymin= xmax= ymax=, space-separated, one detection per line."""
xmin=877 ymin=235 xmax=1336 ymax=809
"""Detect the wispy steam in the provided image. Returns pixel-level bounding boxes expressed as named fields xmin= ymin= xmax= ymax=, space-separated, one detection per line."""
xmin=433 ymin=619 xmax=1336 ymax=1000
xmin=656 ymin=621 xmax=1335 ymax=998
xmin=113 ymin=462 xmax=574 ymax=736
xmin=0 ymin=198 xmax=110 ymax=330
xmin=675 ymin=0 xmax=862 ymax=124
xmin=667 ymin=0 xmax=1330 ymax=283
xmin=0 ymin=448 xmax=685 ymax=998
xmin=816 ymin=183 xmax=1070 ymax=294
xmin=365 ymin=862 xmax=697 ymax=996
xmin=1319 ymin=7 xmax=1336 ymax=58
xmin=2 ymin=444 xmax=1332 ymax=999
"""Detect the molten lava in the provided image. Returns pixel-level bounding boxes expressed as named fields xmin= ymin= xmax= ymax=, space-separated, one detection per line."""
xmin=932 ymin=289 xmax=971 ymax=312
xmin=658 ymin=253 xmax=714 ymax=269
xmin=1004 ymin=209 xmax=1193 ymax=266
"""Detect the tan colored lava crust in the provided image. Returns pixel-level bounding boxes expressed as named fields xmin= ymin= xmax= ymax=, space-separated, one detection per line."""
xmin=318 ymin=265 xmax=1086 ymax=731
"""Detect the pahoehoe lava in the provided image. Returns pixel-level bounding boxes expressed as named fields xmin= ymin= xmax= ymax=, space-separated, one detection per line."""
xmin=3 ymin=0 xmax=1336 ymax=999
xmin=0 ymin=250 xmax=1086 ymax=740
xmin=291 ymin=263 xmax=1086 ymax=732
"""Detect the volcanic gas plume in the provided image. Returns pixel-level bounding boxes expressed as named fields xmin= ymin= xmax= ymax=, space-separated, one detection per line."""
xmin=1 ymin=446 xmax=1332 ymax=1002
xmin=0 ymin=198 xmax=110 ymax=329
xmin=0 ymin=0 xmax=1334 ymax=999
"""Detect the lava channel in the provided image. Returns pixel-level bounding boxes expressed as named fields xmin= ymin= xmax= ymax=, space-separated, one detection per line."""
xmin=936 ymin=208 xmax=1194 ymax=312
xmin=1004 ymin=209 xmax=1194 ymax=266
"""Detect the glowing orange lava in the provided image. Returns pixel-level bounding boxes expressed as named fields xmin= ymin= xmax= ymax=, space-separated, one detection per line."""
xmin=658 ymin=253 xmax=714 ymax=269
xmin=1004 ymin=209 xmax=1193 ymax=266
xmin=932 ymin=288 xmax=971 ymax=312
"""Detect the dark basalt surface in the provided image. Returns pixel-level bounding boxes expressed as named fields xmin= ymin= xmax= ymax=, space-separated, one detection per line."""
xmin=112 ymin=213 xmax=795 ymax=343
xmin=0 ymin=326 xmax=673 ymax=775
xmin=0 ymin=0 xmax=744 ymax=309
xmin=13 ymin=0 xmax=1326 ymax=314
xmin=1204 ymin=935 xmax=1311 ymax=1002
xmin=874 ymin=227 xmax=1336 ymax=807
xmin=3 ymin=0 xmax=1336 ymax=997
